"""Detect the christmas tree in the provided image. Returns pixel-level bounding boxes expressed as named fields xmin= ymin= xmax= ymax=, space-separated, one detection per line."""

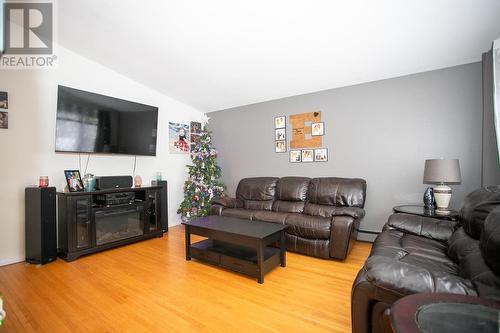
xmin=177 ymin=125 xmax=225 ymax=222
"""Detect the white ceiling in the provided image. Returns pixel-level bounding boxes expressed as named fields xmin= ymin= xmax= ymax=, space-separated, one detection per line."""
xmin=58 ymin=0 xmax=500 ymax=112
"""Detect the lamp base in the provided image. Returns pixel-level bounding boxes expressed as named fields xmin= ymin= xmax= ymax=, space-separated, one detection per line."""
xmin=433 ymin=184 xmax=452 ymax=211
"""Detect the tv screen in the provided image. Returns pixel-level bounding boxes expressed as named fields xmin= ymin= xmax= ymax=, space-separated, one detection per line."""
xmin=55 ymin=85 xmax=158 ymax=156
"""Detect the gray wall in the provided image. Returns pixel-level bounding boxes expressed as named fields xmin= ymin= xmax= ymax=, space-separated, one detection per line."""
xmin=482 ymin=52 xmax=500 ymax=185
xmin=208 ymin=63 xmax=483 ymax=240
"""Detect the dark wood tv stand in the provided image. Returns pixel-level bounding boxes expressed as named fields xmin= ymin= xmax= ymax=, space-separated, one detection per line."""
xmin=57 ymin=185 xmax=167 ymax=261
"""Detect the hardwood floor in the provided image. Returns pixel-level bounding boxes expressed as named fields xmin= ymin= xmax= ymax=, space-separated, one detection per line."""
xmin=0 ymin=225 xmax=371 ymax=333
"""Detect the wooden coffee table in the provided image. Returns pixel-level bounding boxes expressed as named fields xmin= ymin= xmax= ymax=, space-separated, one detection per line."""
xmin=183 ymin=216 xmax=288 ymax=284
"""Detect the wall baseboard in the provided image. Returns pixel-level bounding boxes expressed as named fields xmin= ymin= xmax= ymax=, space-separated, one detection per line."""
xmin=0 ymin=257 xmax=24 ymax=267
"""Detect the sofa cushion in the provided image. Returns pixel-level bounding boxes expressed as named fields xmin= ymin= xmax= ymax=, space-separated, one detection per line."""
xmin=286 ymin=234 xmax=330 ymax=258
xmin=303 ymin=202 xmax=365 ymax=219
xmin=236 ymin=177 xmax=279 ymax=201
xmin=308 ymin=177 xmax=366 ymax=207
xmin=276 ymin=177 xmax=310 ymax=201
xmin=480 ymin=207 xmax=500 ymax=277
xmin=460 ymin=185 xmax=500 ymax=239
xmin=244 ymin=200 xmax=273 ymax=211
xmin=285 ymin=213 xmax=332 ymax=239
xmin=448 ymin=227 xmax=479 ymax=263
xmin=253 ymin=211 xmax=289 ymax=224
xmin=221 ymin=208 xmax=254 ymax=220
xmin=272 ymin=200 xmax=305 ymax=213
xmin=364 ymin=230 xmax=476 ymax=296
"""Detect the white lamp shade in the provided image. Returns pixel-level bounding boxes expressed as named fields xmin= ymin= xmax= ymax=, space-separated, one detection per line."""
xmin=423 ymin=159 xmax=462 ymax=185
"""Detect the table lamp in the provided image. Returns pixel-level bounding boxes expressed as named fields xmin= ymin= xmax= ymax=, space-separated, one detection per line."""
xmin=423 ymin=159 xmax=461 ymax=212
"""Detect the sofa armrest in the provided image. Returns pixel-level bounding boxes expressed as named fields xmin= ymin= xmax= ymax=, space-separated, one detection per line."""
xmin=330 ymin=215 xmax=361 ymax=259
xmin=211 ymin=196 xmax=243 ymax=208
xmin=384 ymin=213 xmax=458 ymax=242
xmin=331 ymin=206 xmax=365 ymax=219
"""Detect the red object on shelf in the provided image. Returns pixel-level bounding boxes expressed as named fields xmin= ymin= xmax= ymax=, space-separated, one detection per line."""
xmin=39 ymin=176 xmax=49 ymax=188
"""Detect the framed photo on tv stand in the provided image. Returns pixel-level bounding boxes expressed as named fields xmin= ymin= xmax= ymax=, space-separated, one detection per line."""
xmin=64 ymin=170 xmax=84 ymax=192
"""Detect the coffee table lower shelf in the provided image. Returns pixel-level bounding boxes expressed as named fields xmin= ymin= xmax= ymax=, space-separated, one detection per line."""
xmin=189 ymin=239 xmax=281 ymax=281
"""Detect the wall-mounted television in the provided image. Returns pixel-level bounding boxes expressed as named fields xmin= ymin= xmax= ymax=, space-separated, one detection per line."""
xmin=55 ymin=85 xmax=158 ymax=156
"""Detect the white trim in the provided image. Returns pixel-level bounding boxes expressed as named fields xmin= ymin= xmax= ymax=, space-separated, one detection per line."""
xmin=0 ymin=257 xmax=24 ymax=267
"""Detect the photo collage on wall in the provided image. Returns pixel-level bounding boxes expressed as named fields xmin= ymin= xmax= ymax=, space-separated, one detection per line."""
xmin=274 ymin=116 xmax=287 ymax=153
xmin=0 ymin=92 xmax=8 ymax=129
xmin=277 ymin=112 xmax=328 ymax=163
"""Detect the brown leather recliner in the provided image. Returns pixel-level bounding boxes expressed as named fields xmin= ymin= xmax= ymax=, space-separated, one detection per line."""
xmin=351 ymin=186 xmax=500 ymax=333
xmin=210 ymin=176 xmax=367 ymax=260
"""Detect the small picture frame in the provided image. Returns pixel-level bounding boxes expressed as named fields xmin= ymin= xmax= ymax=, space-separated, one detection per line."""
xmin=314 ymin=148 xmax=328 ymax=162
xmin=311 ymin=122 xmax=324 ymax=136
xmin=290 ymin=150 xmax=301 ymax=163
xmin=190 ymin=121 xmax=202 ymax=134
xmin=275 ymin=128 xmax=286 ymax=141
xmin=64 ymin=170 xmax=84 ymax=192
xmin=0 ymin=92 xmax=7 ymax=109
xmin=275 ymin=116 xmax=286 ymax=129
xmin=0 ymin=112 xmax=8 ymax=129
xmin=301 ymin=149 xmax=314 ymax=162
xmin=275 ymin=140 xmax=287 ymax=153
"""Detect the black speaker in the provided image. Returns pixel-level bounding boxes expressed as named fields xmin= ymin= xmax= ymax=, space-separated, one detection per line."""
xmin=25 ymin=187 xmax=57 ymax=265
xmin=95 ymin=175 xmax=133 ymax=190
xmin=152 ymin=180 xmax=168 ymax=232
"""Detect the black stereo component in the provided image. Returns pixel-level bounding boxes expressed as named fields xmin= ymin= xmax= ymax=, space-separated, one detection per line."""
xmin=25 ymin=187 xmax=57 ymax=265
xmin=95 ymin=175 xmax=133 ymax=190
xmin=96 ymin=192 xmax=136 ymax=206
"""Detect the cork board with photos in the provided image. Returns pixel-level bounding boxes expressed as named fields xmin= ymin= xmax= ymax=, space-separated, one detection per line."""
xmin=289 ymin=111 xmax=322 ymax=148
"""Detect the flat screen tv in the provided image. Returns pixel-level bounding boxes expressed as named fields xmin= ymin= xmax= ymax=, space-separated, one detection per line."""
xmin=55 ymin=85 xmax=158 ymax=156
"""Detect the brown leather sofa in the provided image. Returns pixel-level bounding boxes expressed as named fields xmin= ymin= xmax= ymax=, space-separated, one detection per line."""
xmin=351 ymin=186 xmax=500 ymax=333
xmin=210 ymin=176 xmax=367 ymax=260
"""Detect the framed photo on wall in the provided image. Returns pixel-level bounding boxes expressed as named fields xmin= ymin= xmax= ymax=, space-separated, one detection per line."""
xmin=275 ymin=116 xmax=286 ymax=129
xmin=290 ymin=150 xmax=301 ymax=163
xmin=0 ymin=112 xmax=8 ymax=129
xmin=311 ymin=122 xmax=324 ymax=136
xmin=275 ymin=140 xmax=286 ymax=153
xmin=0 ymin=92 xmax=7 ymax=109
xmin=301 ymin=149 xmax=314 ymax=162
xmin=64 ymin=170 xmax=84 ymax=192
xmin=275 ymin=128 xmax=286 ymax=141
xmin=314 ymin=148 xmax=328 ymax=162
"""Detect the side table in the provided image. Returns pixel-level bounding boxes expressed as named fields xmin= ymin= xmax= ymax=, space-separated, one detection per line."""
xmin=387 ymin=293 xmax=500 ymax=333
xmin=393 ymin=205 xmax=459 ymax=221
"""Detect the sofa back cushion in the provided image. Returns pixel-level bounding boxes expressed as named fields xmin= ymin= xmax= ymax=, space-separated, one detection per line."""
xmin=307 ymin=177 xmax=366 ymax=207
xmin=276 ymin=177 xmax=310 ymax=201
xmin=460 ymin=186 xmax=500 ymax=239
xmin=480 ymin=206 xmax=500 ymax=277
xmin=236 ymin=177 xmax=279 ymax=211
xmin=272 ymin=177 xmax=310 ymax=213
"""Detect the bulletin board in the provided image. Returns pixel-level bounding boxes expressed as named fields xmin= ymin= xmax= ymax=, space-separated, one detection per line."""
xmin=289 ymin=111 xmax=322 ymax=148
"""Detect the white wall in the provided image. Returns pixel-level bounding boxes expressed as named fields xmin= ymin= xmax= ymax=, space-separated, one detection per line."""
xmin=0 ymin=46 xmax=203 ymax=266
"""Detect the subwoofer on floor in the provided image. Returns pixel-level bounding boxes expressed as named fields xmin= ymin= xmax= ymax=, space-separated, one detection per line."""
xmin=25 ymin=187 xmax=57 ymax=265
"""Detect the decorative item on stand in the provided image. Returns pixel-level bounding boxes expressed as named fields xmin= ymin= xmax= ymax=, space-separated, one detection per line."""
xmin=134 ymin=175 xmax=143 ymax=187
xmin=155 ymin=172 xmax=162 ymax=181
xmin=39 ymin=176 xmax=49 ymax=188
xmin=178 ymin=124 xmax=226 ymax=222
xmin=82 ymin=173 xmax=95 ymax=192
xmin=423 ymin=159 xmax=462 ymax=212
xmin=423 ymin=187 xmax=436 ymax=211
